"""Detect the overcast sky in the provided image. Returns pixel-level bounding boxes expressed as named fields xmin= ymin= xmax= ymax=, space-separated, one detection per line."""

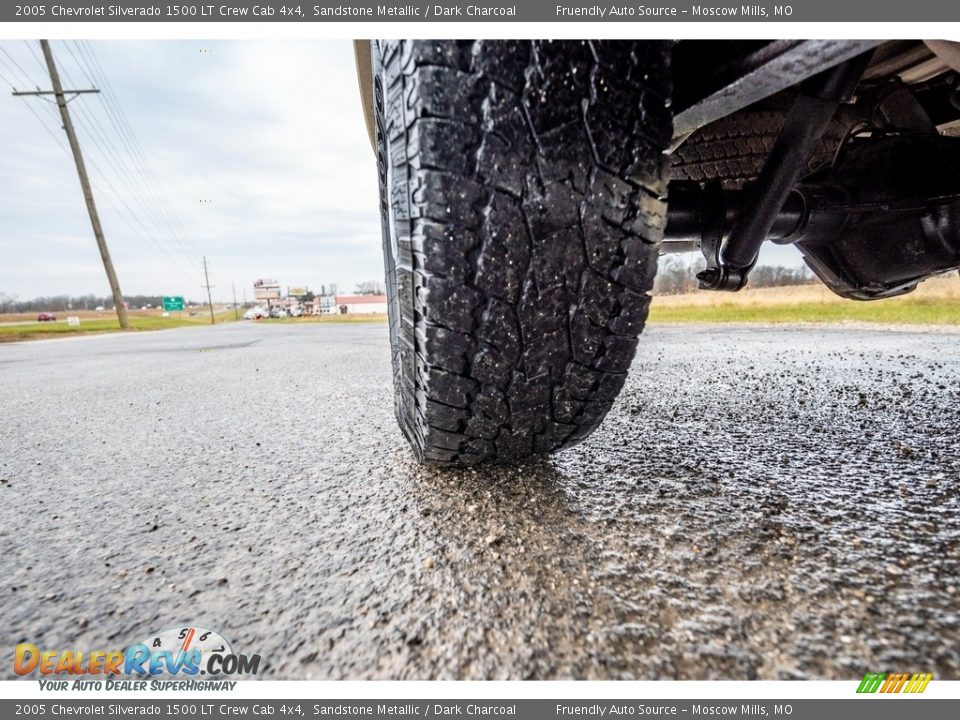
xmin=0 ymin=39 xmax=802 ymax=304
xmin=0 ymin=40 xmax=382 ymax=302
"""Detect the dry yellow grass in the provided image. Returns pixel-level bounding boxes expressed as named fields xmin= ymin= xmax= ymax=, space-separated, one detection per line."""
xmin=653 ymin=274 xmax=959 ymax=308
xmin=648 ymin=274 xmax=960 ymax=325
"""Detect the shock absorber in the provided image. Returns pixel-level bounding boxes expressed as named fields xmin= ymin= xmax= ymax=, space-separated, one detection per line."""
xmin=662 ymin=132 xmax=960 ymax=301
xmin=694 ymin=51 xmax=875 ymax=291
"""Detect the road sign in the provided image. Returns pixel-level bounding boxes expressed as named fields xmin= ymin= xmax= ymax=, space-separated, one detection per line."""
xmin=162 ymin=296 xmax=185 ymax=312
xmin=254 ymin=287 xmax=280 ymax=300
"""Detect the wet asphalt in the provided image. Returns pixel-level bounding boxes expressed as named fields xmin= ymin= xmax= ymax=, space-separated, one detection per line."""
xmin=1 ymin=320 xmax=958 ymax=680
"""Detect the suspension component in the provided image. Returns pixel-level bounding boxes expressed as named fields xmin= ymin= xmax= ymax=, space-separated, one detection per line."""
xmin=663 ymin=132 xmax=960 ymax=300
xmin=695 ymin=52 xmax=874 ymax=291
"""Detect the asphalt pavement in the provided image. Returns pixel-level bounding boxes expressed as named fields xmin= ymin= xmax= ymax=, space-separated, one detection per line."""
xmin=1 ymin=321 xmax=958 ymax=680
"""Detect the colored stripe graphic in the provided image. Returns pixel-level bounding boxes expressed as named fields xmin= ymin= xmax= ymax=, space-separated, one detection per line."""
xmin=857 ymin=673 xmax=885 ymax=693
xmin=857 ymin=672 xmax=932 ymax=694
xmin=907 ymin=673 xmax=933 ymax=693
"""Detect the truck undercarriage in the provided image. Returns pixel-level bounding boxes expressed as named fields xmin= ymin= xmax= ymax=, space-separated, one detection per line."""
xmin=664 ymin=40 xmax=960 ymax=299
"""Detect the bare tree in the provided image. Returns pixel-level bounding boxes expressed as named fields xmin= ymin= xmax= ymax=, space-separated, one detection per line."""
xmin=653 ymin=256 xmax=815 ymax=294
xmin=653 ymin=256 xmax=699 ymax=295
xmin=748 ymin=265 xmax=816 ymax=288
xmin=1 ymin=294 xmax=201 ymax=313
xmin=355 ymin=280 xmax=386 ymax=295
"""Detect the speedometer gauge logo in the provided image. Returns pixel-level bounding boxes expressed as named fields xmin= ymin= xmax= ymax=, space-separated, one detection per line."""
xmin=138 ymin=625 xmax=233 ymax=678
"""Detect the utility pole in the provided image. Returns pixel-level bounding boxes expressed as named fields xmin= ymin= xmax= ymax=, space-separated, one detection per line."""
xmin=14 ymin=40 xmax=129 ymax=329
xmin=202 ymin=256 xmax=215 ymax=325
xmin=232 ymin=282 xmax=238 ymax=320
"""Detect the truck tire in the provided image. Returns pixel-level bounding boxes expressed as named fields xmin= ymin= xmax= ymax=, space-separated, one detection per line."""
xmin=373 ymin=40 xmax=672 ymax=465
xmin=671 ymin=105 xmax=860 ymax=188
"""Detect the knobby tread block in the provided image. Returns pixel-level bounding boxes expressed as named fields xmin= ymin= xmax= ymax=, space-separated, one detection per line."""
xmin=374 ymin=40 xmax=672 ymax=465
xmin=671 ymin=108 xmax=857 ymax=188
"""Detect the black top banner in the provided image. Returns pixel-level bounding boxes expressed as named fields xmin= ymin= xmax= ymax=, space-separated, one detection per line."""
xmin=4 ymin=0 xmax=960 ymax=22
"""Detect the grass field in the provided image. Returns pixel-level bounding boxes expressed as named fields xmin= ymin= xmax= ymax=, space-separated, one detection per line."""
xmin=3 ymin=274 xmax=956 ymax=343
xmin=0 ymin=310 xmax=236 ymax=343
xmin=258 ymin=314 xmax=387 ymax=324
xmin=0 ymin=310 xmax=388 ymax=343
xmin=648 ymin=275 xmax=960 ymax=325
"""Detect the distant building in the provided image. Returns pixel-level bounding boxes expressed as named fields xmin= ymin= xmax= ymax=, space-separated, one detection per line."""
xmin=307 ymin=295 xmax=337 ymax=315
xmin=335 ymin=294 xmax=388 ymax=314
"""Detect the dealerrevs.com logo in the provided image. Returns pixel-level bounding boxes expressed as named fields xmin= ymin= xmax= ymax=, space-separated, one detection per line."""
xmin=15 ymin=626 xmax=261 ymax=690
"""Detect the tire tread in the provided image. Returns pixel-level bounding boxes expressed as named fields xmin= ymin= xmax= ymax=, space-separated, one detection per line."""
xmin=375 ymin=40 xmax=671 ymax=465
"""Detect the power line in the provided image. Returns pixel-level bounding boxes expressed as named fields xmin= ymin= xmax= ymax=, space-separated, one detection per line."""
xmin=83 ymin=153 xmax=199 ymax=282
xmin=0 ymin=45 xmax=40 ymax=88
xmin=92 ymin=44 xmax=199 ymax=267
xmin=0 ymin=52 xmax=27 ymax=90
xmin=203 ymin=257 xmax=215 ymax=324
xmin=22 ymin=39 xmax=48 ymax=76
xmin=0 ymin=66 xmax=17 ymax=91
xmin=74 ymin=41 xmax=201 ymax=266
xmin=41 ymin=41 xmax=202 ymax=282
xmin=61 ymin=79 xmax=201 ymax=272
xmin=19 ymin=95 xmax=72 ymax=154
xmin=58 ymin=42 xmax=192 ymax=254
xmin=15 ymin=43 xmax=195 ymax=285
xmin=86 ymin=172 xmax=200 ymax=285
xmin=11 ymin=41 xmax=203 ymax=312
xmin=13 ymin=40 xmax=129 ymax=329
xmin=62 ymin=41 xmax=96 ymax=88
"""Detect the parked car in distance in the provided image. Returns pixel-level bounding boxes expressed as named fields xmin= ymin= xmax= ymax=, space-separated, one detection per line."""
xmin=269 ymin=307 xmax=288 ymax=319
xmin=288 ymin=305 xmax=303 ymax=317
xmin=244 ymin=307 xmax=267 ymax=320
xmin=37 ymin=313 xmax=56 ymax=322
